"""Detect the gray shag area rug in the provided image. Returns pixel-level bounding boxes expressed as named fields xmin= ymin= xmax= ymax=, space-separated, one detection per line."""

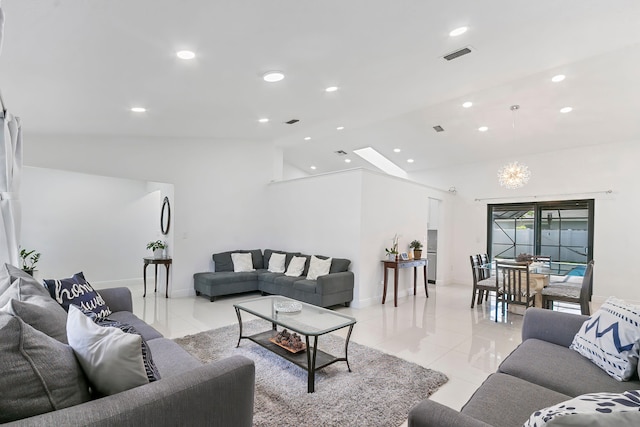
xmin=174 ymin=319 xmax=448 ymax=427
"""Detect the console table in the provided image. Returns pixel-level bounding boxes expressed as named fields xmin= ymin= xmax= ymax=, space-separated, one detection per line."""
xmin=381 ymin=258 xmax=428 ymax=307
xmin=143 ymin=257 xmax=172 ymax=298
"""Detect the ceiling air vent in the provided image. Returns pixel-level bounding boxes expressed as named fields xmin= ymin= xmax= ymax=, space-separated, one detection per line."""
xmin=433 ymin=125 xmax=445 ymax=132
xmin=334 ymin=150 xmax=347 ymax=156
xmin=442 ymin=46 xmax=473 ymax=61
xmin=285 ymin=119 xmax=299 ymax=124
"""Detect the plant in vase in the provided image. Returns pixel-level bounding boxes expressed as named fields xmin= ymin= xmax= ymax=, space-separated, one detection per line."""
xmin=20 ymin=248 xmax=41 ymax=276
xmin=385 ymin=234 xmax=399 ymax=261
xmin=409 ymin=240 xmax=423 ymax=259
xmin=146 ymin=240 xmax=167 ymax=259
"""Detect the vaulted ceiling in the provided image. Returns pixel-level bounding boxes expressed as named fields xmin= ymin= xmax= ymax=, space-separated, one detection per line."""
xmin=1 ymin=1 xmax=639 ymax=175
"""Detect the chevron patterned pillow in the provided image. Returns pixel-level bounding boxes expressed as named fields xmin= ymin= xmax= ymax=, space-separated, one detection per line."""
xmin=570 ymin=297 xmax=640 ymax=381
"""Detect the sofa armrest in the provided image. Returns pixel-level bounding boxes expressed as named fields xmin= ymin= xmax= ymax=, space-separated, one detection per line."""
xmin=316 ymin=271 xmax=354 ymax=294
xmin=97 ymin=287 xmax=133 ymax=313
xmin=7 ymin=355 xmax=255 ymax=427
xmin=408 ymin=399 xmax=492 ymax=427
xmin=521 ymin=308 xmax=588 ymax=348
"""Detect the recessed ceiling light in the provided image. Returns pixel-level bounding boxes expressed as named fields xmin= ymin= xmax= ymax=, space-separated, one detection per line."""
xmin=310 ymin=166 xmax=317 ymax=170
xmin=449 ymin=26 xmax=468 ymax=37
xmin=130 ymin=107 xmax=146 ymax=113
xmin=258 ymin=118 xmax=269 ymax=123
xmin=336 ymin=126 xmax=344 ymax=130
xmin=263 ymin=71 xmax=285 ymax=82
xmin=345 ymin=159 xmax=352 ymax=163
xmin=304 ymin=136 xmax=311 ymax=141
xmin=407 ymin=159 xmax=415 ymax=163
xmin=176 ymin=50 xmax=196 ymax=60
xmin=462 ymin=101 xmax=473 ymax=108
xmin=478 ymin=126 xmax=488 ymax=132
xmin=552 ymin=74 xmax=566 ymax=83
xmin=393 ymin=148 xmax=401 ymax=153
xmin=560 ymin=107 xmax=573 ymax=113
xmin=325 ymin=86 xmax=339 ymax=92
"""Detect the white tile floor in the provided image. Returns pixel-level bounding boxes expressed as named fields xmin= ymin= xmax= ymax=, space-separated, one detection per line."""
xmin=127 ymin=282 xmax=530 ymax=419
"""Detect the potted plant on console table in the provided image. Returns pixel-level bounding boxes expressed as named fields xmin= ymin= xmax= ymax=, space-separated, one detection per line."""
xmin=410 ymin=240 xmax=423 ymax=259
xmin=20 ymin=248 xmax=41 ymax=276
xmin=146 ymin=240 xmax=167 ymax=259
xmin=385 ymin=234 xmax=399 ymax=261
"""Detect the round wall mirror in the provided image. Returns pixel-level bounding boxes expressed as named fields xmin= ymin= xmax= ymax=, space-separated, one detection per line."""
xmin=161 ymin=196 xmax=171 ymax=235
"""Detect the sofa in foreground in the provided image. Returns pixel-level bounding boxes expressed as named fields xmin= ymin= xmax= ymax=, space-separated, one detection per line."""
xmin=408 ymin=307 xmax=640 ymax=427
xmin=1 ymin=265 xmax=255 ymax=426
xmin=193 ymin=249 xmax=354 ymax=307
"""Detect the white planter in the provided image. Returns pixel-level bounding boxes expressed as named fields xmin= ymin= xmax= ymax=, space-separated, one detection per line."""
xmin=153 ymin=249 xmax=164 ymax=259
xmin=388 ymin=253 xmax=396 ymax=261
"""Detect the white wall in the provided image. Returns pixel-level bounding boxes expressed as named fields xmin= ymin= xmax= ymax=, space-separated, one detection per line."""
xmin=413 ymin=139 xmax=640 ymax=305
xmin=21 ymin=166 xmax=158 ymax=282
xmin=23 ymin=134 xmax=275 ymax=297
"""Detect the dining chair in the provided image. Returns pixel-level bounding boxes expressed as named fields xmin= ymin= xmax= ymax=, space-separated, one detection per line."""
xmin=541 ymin=260 xmax=594 ymax=315
xmin=469 ymin=255 xmax=497 ymax=308
xmin=494 ymin=260 xmax=536 ymax=321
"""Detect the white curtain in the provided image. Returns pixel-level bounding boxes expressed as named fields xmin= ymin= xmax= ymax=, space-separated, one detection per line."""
xmin=0 ymin=110 xmax=22 ymax=266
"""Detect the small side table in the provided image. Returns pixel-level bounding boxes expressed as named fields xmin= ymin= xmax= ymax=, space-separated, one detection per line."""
xmin=381 ymin=258 xmax=428 ymax=307
xmin=143 ymin=257 xmax=172 ymax=298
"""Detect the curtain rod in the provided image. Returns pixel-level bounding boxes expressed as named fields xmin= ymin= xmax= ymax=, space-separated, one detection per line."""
xmin=474 ymin=189 xmax=613 ymax=202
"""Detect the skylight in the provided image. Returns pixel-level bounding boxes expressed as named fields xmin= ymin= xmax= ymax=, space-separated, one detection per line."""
xmin=353 ymin=147 xmax=408 ymax=178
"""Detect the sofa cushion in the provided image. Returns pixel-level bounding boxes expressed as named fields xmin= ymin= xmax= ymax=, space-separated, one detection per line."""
xmin=315 ymin=255 xmax=351 ymax=273
xmin=461 ymin=372 xmax=572 ymax=427
xmin=263 ymin=249 xmax=299 ymax=270
xmin=285 ymin=256 xmax=307 ymax=277
xmin=146 ymin=338 xmax=203 ymax=378
xmin=499 ymin=339 xmax=640 ymax=396
xmin=570 ymin=297 xmax=640 ymax=381
xmin=297 ymin=254 xmax=312 ymax=276
xmin=0 ymin=312 xmax=91 ymax=423
xmin=524 ymin=389 xmax=640 ymax=427
xmin=214 ymin=249 xmax=263 ymax=272
xmin=66 ymin=305 xmax=148 ymax=396
xmin=106 ymin=311 xmax=163 ymax=341
xmin=0 ymin=295 xmax=69 ymax=343
xmin=293 ymin=279 xmax=317 ymax=294
xmin=274 ymin=275 xmax=305 ymax=287
xmin=258 ymin=271 xmax=285 ymax=284
xmin=0 ymin=263 xmax=45 ymax=295
xmin=231 ymin=253 xmax=255 ymax=272
xmin=0 ymin=277 xmax=51 ymax=307
xmin=307 ymin=255 xmax=332 ymax=280
xmin=44 ymin=272 xmax=112 ymax=318
xmin=267 ymin=252 xmax=286 ymax=273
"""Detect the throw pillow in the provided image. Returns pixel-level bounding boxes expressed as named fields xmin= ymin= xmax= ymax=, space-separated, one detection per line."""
xmin=231 ymin=253 xmax=255 ymax=272
xmin=0 ymin=296 xmax=69 ymax=343
xmin=0 ymin=263 xmax=45 ymax=295
xmin=524 ymin=390 xmax=640 ymax=427
xmin=285 ymin=256 xmax=307 ymax=277
xmin=0 ymin=312 xmax=91 ymax=423
xmin=66 ymin=305 xmax=148 ymax=395
xmin=306 ymin=255 xmax=332 ymax=280
xmin=268 ymin=252 xmax=286 ymax=273
xmin=570 ymin=297 xmax=640 ymax=381
xmin=95 ymin=318 xmax=161 ymax=383
xmin=44 ymin=272 xmax=112 ymax=318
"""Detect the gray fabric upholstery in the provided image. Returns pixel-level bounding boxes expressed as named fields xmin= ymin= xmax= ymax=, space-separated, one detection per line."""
xmin=4 ymin=356 xmax=256 ymax=427
xmin=315 ymin=255 xmax=351 ymax=273
xmin=541 ymin=284 xmax=580 ymax=297
xmin=521 ymin=308 xmax=587 ymax=347
xmin=1 ymin=296 xmax=69 ymax=343
xmin=213 ymin=249 xmax=263 ymax=272
xmin=297 ymin=254 xmax=312 ymax=276
xmin=498 ymin=338 xmax=640 ymax=396
xmin=0 ymin=313 xmax=91 ymax=423
xmin=257 ymin=271 xmax=284 ymax=284
xmin=460 ymin=373 xmax=572 ymax=427
xmin=263 ymin=249 xmax=299 ymax=269
xmin=0 ymin=264 xmax=45 ymax=294
xmin=146 ymin=338 xmax=203 ymax=378
xmin=97 ymin=287 xmax=133 ymax=313
xmin=106 ymin=311 xmax=163 ymax=341
xmin=409 ymin=399 xmax=492 ymax=427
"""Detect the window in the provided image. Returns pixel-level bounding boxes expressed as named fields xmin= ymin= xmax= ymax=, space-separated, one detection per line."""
xmin=488 ymin=200 xmax=594 ymax=274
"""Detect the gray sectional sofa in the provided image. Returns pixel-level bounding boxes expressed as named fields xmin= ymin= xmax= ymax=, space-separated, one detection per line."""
xmin=193 ymin=249 xmax=354 ymax=307
xmin=408 ymin=308 xmax=640 ymax=427
xmin=1 ymin=265 xmax=255 ymax=426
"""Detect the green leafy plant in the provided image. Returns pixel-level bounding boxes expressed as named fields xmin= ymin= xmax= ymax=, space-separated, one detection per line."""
xmin=409 ymin=240 xmax=423 ymax=250
xmin=20 ymin=248 xmax=41 ymax=271
xmin=146 ymin=240 xmax=166 ymax=251
xmin=385 ymin=234 xmax=399 ymax=255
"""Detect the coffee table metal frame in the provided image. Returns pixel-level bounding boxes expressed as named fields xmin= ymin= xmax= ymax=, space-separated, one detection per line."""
xmin=233 ymin=295 xmax=356 ymax=393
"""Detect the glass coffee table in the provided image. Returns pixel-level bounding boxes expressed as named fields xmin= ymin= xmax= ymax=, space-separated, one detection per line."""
xmin=234 ymin=295 xmax=356 ymax=393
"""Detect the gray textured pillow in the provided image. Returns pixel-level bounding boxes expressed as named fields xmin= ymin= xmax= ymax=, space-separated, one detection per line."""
xmin=0 ymin=276 xmax=50 ymax=308
xmin=0 ymin=296 xmax=68 ymax=343
xmin=0 ymin=312 xmax=91 ymax=423
xmin=0 ymin=263 xmax=44 ymax=294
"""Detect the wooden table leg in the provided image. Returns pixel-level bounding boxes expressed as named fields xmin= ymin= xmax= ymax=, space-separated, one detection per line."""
xmin=423 ymin=264 xmax=429 ymax=297
xmin=394 ymin=265 xmax=399 ymax=307
xmin=165 ymin=263 xmax=170 ymax=298
xmin=382 ymin=265 xmax=388 ymax=304
xmin=413 ymin=266 xmax=417 ymax=295
xmin=143 ymin=264 xmax=148 ymax=297
xmin=154 ymin=264 xmax=158 ymax=292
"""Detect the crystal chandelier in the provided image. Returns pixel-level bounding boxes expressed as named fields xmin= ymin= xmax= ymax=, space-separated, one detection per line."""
xmin=498 ymin=161 xmax=531 ymax=189
xmin=498 ymin=105 xmax=531 ymax=189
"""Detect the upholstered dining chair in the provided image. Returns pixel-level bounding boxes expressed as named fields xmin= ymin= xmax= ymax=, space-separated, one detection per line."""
xmin=494 ymin=260 xmax=536 ymax=321
xmin=541 ymin=260 xmax=594 ymax=315
xmin=470 ymin=255 xmax=497 ymax=308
